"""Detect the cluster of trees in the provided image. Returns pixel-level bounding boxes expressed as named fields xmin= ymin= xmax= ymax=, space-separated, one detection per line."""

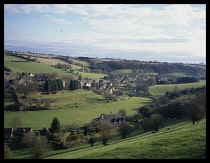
xmin=164 ymin=86 xmax=206 ymax=100
xmin=14 ymin=80 xmax=36 ymax=96
xmin=44 ymin=79 xmax=63 ymax=92
xmin=137 ymin=86 xmax=206 ymax=125
xmin=135 ymin=77 xmax=156 ymax=96
xmin=176 ymin=77 xmax=198 ymax=83
xmin=55 ymin=63 xmax=72 ymax=71
xmin=106 ymin=60 xmax=205 ymax=76
xmin=69 ymin=80 xmax=81 ymax=90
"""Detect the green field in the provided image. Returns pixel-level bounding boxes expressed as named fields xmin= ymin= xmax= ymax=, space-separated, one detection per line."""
xmin=4 ymin=55 xmax=107 ymax=79
xmin=8 ymin=117 xmax=205 ymax=159
xmin=111 ymin=69 xmax=132 ymax=75
xmin=149 ymin=80 xmax=206 ymax=98
xmin=4 ymin=94 xmax=152 ymax=130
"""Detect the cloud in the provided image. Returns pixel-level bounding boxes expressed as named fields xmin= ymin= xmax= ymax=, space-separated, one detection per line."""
xmin=4 ymin=4 xmax=206 ymax=63
xmin=42 ymin=15 xmax=71 ymax=24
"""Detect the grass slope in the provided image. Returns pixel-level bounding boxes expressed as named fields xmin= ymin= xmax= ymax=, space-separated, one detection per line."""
xmin=4 ymin=95 xmax=152 ymax=130
xmin=149 ymin=80 xmax=206 ymax=98
xmin=4 ymin=54 xmax=107 ymax=79
xmin=45 ymin=118 xmax=206 ymax=159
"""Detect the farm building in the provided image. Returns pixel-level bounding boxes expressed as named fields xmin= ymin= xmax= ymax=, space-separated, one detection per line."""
xmin=92 ymin=112 xmax=125 ymax=125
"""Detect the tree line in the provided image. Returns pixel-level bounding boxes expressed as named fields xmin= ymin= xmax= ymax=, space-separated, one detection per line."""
xmin=105 ymin=60 xmax=205 ymax=76
xmin=44 ymin=79 xmax=63 ymax=92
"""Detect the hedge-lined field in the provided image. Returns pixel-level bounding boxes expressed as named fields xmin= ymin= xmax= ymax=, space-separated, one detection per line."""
xmin=4 ymin=95 xmax=152 ymax=130
xmin=148 ymin=80 xmax=206 ymax=98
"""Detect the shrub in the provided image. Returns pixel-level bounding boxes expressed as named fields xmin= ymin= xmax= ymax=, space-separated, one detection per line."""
xmin=4 ymin=144 xmax=12 ymax=159
xmin=67 ymin=134 xmax=84 ymax=140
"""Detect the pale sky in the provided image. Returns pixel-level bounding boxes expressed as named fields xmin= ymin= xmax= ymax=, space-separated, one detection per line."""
xmin=4 ymin=4 xmax=206 ymax=63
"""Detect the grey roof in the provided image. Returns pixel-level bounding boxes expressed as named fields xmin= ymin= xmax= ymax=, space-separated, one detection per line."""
xmin=99 ymin=113 xmax=123 ymax=122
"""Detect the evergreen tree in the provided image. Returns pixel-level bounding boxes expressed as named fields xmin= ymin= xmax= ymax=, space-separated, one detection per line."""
xmin=69 ymin=80 xmax=74 ymax=90
xmin=69 ymin=80 xmax=80 ymax=90
xmin=48 ymin=80 xmax=52 ymax=91
xmin=49 ymin=117 xmax=61 ymax=134
xmin=44 ymin=80 xmax=49 ymax=92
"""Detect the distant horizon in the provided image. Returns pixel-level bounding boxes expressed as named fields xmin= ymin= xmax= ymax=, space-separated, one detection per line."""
xmin=4 ymin=49 xmax=206 ymax=65
xmin=4 ymin=4 xmax=206 ymax=64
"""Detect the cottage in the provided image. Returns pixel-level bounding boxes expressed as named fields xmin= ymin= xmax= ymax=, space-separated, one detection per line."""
xmin=93 ymin=112 xmax=125 ymax=125
xmin=12 ymin=127 xmax=33 ymax=140
xmin=40 ymin=127 xmax=52 ymax=139
xmin=4 ymin=128 xmax=14 ymax=138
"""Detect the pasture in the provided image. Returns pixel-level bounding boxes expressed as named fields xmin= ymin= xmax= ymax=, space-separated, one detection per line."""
xmin=4 ymin=94 xmax=152 ymax=130
xmin=148 ymin=80 xmax=206 ymax=98
xmin=4 ymin=54 xmax=107 ymax=79
xmin=27 ymin=118 xmax=205 ymax=159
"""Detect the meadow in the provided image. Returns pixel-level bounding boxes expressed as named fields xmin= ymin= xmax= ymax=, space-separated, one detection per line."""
xmin=8 ymin=118 xmax=205 ymax=159
xmin=148 ymin=80 xmax=206 ymax=98
xmin=4 ymin=93 xmax=152 ymax=130
xmin=4 ymin=54 xmax=107 ymax=79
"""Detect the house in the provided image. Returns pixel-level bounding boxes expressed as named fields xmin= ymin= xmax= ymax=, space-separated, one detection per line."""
xmin=13 ymin=127 xmax=33 ymax=140
xmin=40 ymin=127 xmax=52 ymax=139
xmin=4 ymin=128 xmax=14 ymax=138
xmin=93 ymin=112 xmax=126 ymax=125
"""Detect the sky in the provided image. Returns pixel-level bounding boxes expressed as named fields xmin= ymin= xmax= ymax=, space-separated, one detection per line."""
xmin=4 ymin=4 xmax=206 ymax=64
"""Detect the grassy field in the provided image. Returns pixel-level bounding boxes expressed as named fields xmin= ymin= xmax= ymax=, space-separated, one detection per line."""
xmin=71 ymin=59 xmax=90 ymax=67
xmin=42 ymin=118 xmax=205 ymax=159
xmin=110 ymin=69 xmax=132 ymax=75
xmin=4 ymin=94 xmax=152 ymax=130
xmin=5 ymin=61 xmax=73 ymax=75
xmin=31 ymin=118 xmax=204 ymax=159
xmin=148 ymin=80 xmax=206 ymax=98
xmin=4 ymin=54 xmax=107 ymax=79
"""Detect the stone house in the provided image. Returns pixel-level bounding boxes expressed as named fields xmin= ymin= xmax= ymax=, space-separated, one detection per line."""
xmin=4 ymin=128 xmax=14 ymax=138
xmin=92 ymin=112 xmax=126 ymax=125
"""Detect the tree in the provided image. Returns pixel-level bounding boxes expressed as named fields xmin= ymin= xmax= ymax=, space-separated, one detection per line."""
xmin=118 ymin=122 xmax=131 ymax=138
xmin=141 ymin=118 xmax=151 ymax=132
xmin=44 ymin=79 xmax=63 ymax=91
xmin=22 ymin=132 xmax=52 ymax=159
xmin=88 ymin=138 xmax=96 ymax=147
xmin=141 ymin=113 xmax=163 ymax=132
xmin=49 ymin=117 xmax=61 ymax=134
xmin=118 ymin=108 xmax=126 ymax=117
xmin=15 ymin=81 xmax=36 ymax=96
xmin=4 ymin=144 xmax=13 ymax=159
xmin=98 ymin=120 xmax=113 ymax=146
xmin=184 ymin=95 xmax=206 ymax=125
xmin=10 ymin=114 xmax=22 ymax=130
xmin=149 ymin=113 xmax=163 ymax=131
xmin=136 ymin=83 xmax=149 ymax=96
xmin=69 ymin=80 xmax=80 ymax=90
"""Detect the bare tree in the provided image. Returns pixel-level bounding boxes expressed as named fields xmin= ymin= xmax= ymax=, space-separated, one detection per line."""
xmin=22 ymin=132 xmax=52 ymax=159
xmin=10 ymin=114 xmax=22 ymax=130
xmin=98 ymin=120 xmax=114 ymax=146
xmin=184 ymin=94 xmax=206 ymax=125
xmin=118 ymin=122 xmax=131 ymax=138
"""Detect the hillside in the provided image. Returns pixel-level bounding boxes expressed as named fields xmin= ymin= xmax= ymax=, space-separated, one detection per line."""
xmin=4 ymin=51 xmax=206 ymax=159
xmin=4 ymin=52 xmax=107 ymax=79
xmin=148 ymin=80 xmax=206 ymax=98
xmin=43 ymin=118 xmax=205 ymax=159
xmin=4 ymin=94 xmax=152 ymax=129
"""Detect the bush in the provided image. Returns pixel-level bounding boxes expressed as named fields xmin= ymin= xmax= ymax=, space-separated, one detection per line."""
xmin=4 ymin=144 xmax=12 ymax=159
xmin=67 ymin=134 xmax=84 ymax=140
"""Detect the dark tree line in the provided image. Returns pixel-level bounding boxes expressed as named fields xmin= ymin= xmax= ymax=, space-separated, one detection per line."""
xmin=44 ymin=79 xmax=63 ymax=92
xmin=69 ymin=80 xmax=80 ymax=90
xmin=176 ymin=77 xmax=198 ymax=83
xmin=136 ymin=86 xmax=206 ymax=128
xmin=106 ymin=60 xmax=205 ymax=76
